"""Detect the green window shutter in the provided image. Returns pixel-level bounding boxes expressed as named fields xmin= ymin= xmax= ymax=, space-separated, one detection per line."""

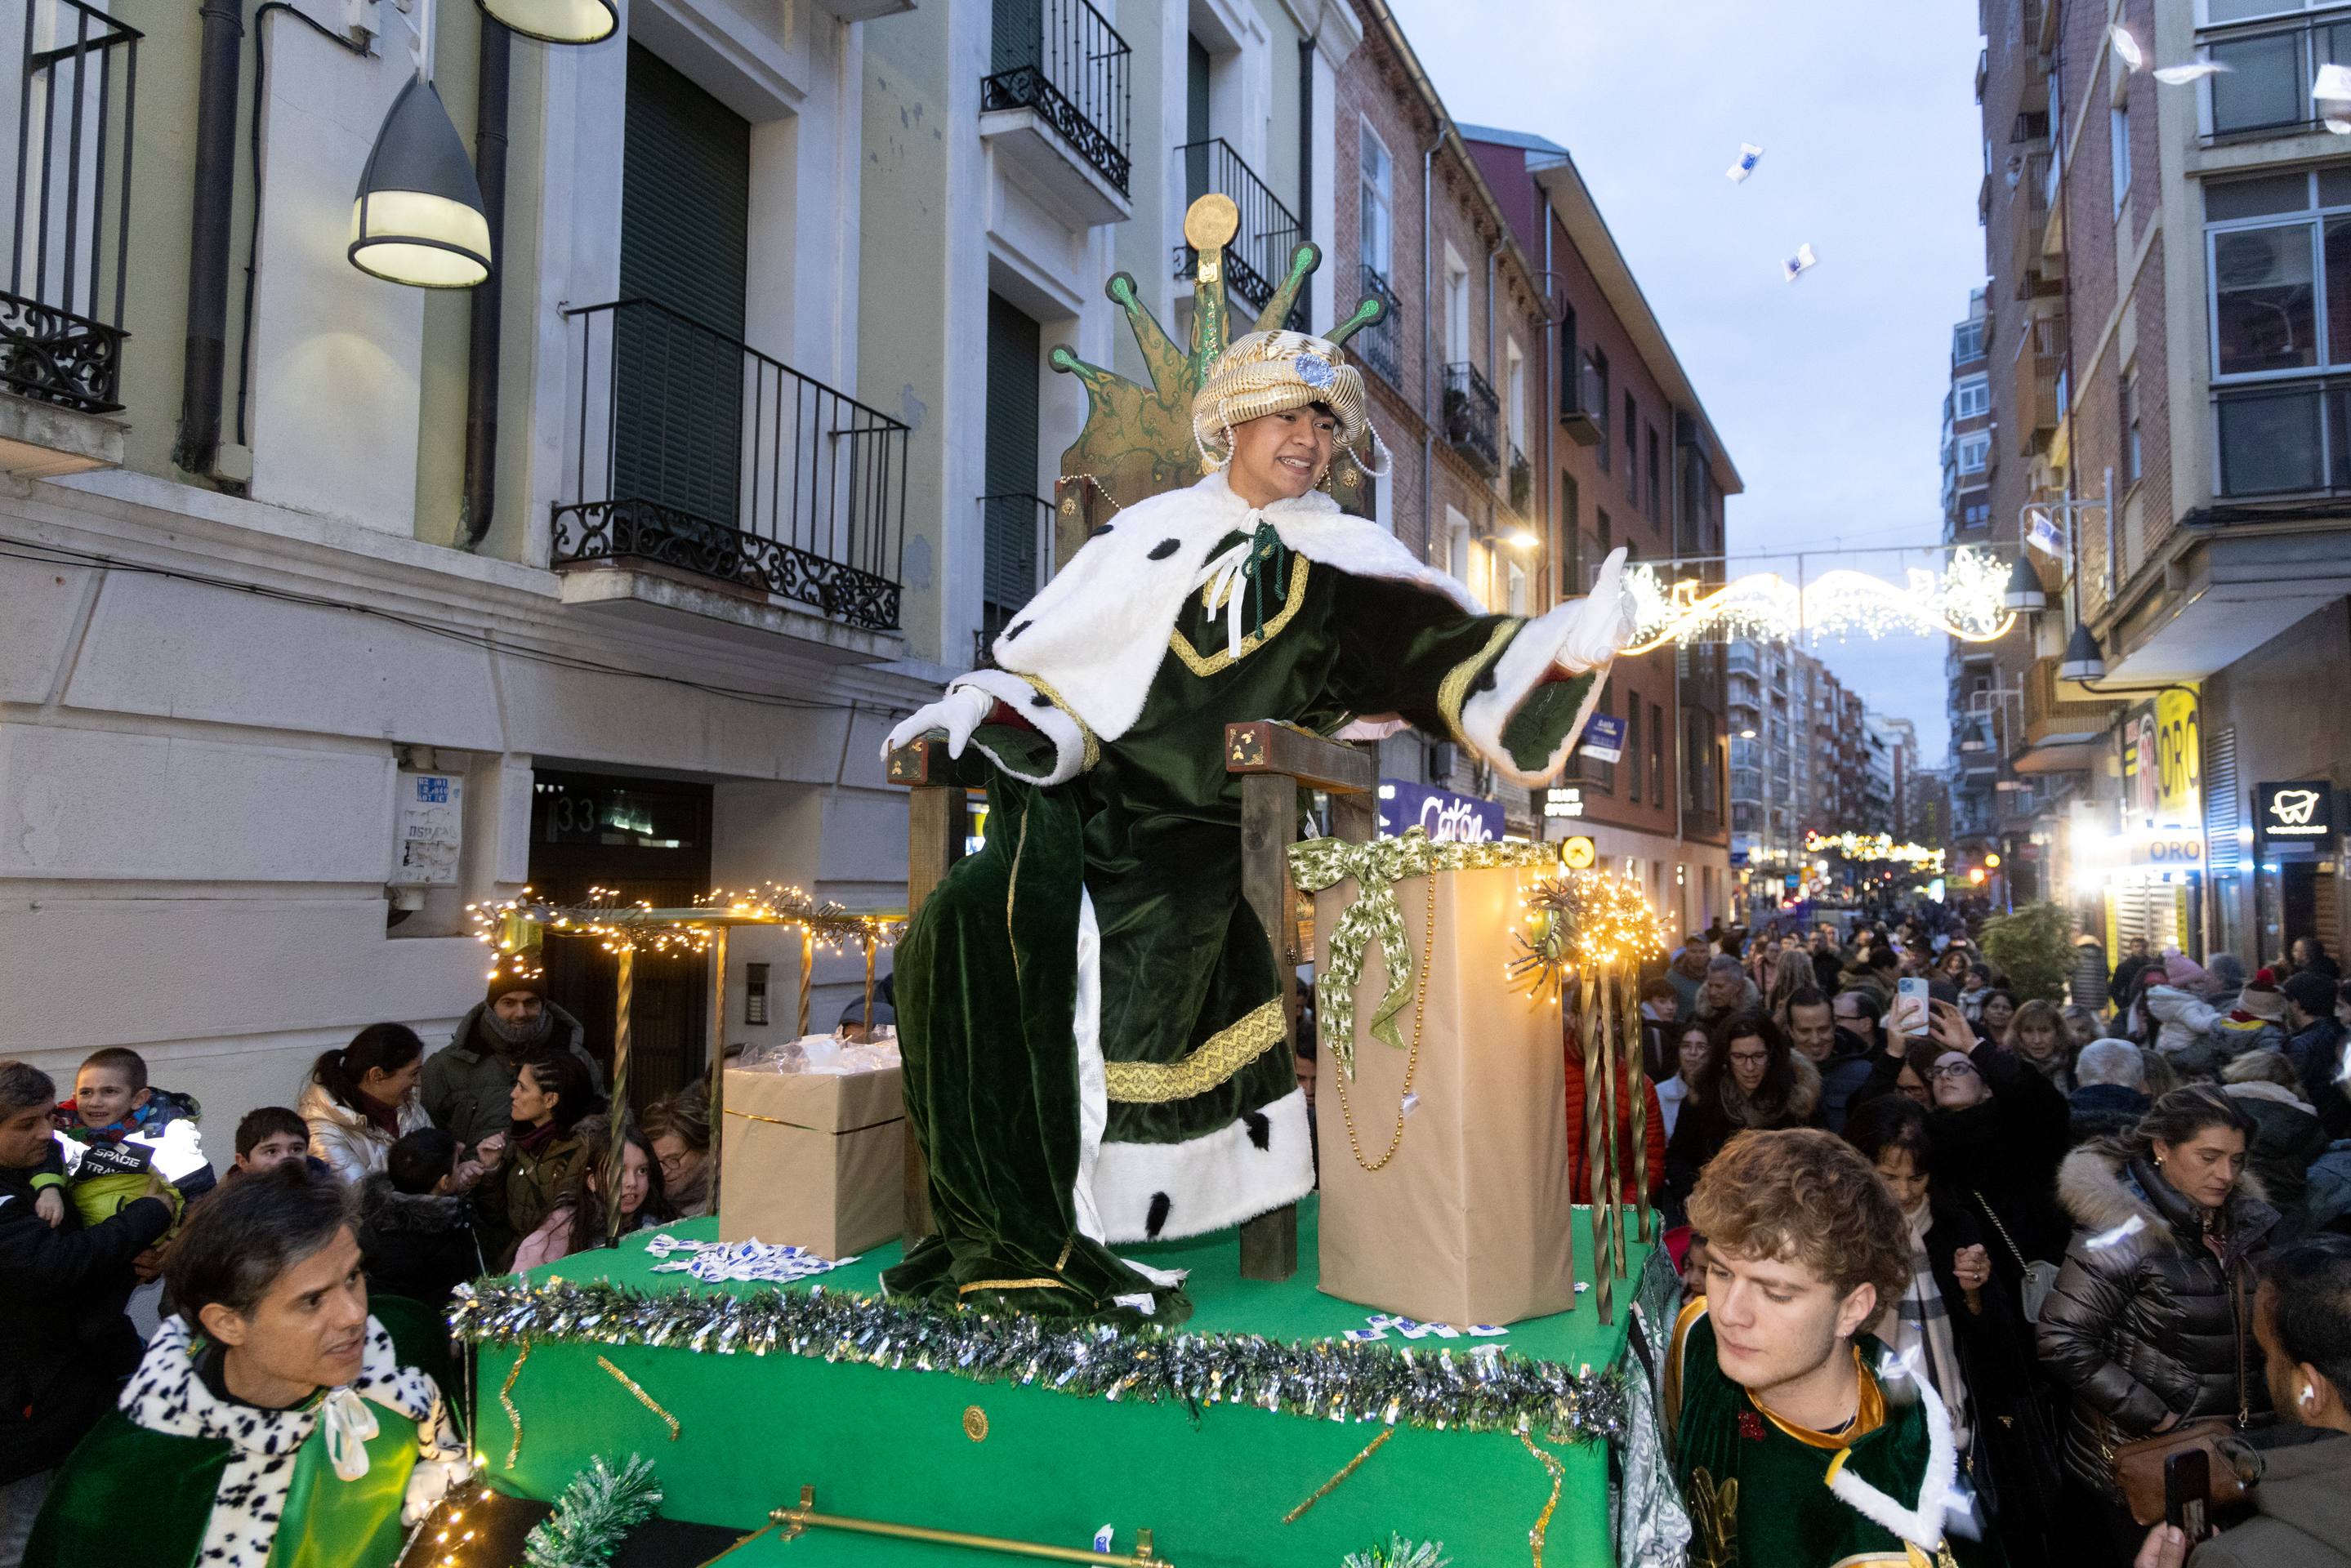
xmin=615 ymin=42 xmax=751 ymax=530
xmin=983 ymin=293 xmax=1042 ymax=622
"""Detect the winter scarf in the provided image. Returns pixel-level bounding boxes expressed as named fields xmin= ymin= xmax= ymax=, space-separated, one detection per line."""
xmin=1877 ymin=1200 xmax=1970 ymax=1454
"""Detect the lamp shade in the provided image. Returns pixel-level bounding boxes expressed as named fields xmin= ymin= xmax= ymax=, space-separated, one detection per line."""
xmin=2059 ymin=621 xmax=2105 ymax=682
xmin=475 ymin=0 xmax=614 ymax=44
xmin=2002 ymin=553 xmax=2047 ymax=612
xmin=1958 ymin=715 xmax=1990 ymax=753
xmin=350 ymin=75 xmax=493 ymax=288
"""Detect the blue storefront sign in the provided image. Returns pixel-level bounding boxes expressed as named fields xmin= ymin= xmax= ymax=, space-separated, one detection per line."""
xmin=1377 ymin=780 xmax=1503 ymax=844
xmin=1581 ymin=712 xmax=1626 ymax=764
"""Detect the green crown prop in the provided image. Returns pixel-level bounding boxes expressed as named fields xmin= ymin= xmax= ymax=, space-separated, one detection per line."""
xmin=1044 ymin=194 xmax=1390 ymax=568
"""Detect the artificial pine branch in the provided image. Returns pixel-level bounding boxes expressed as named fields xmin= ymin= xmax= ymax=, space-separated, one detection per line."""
xmin=522 ymin=1454 xmax=662 ymax=1568
xmin=1342 ymin=1535 xmax=1450 ymax=1568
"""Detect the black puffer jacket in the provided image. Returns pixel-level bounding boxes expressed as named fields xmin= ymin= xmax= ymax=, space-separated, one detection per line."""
xmin=2036 ymin=1143 xmax=2276 ymax=1497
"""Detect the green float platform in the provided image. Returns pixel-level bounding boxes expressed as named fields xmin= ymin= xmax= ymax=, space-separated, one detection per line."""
xmin=458 ymin=1200 xmax=1670 ymax=1568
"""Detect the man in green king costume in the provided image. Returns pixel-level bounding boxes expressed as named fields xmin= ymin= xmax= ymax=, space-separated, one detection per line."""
xmin=26 ymin=1168 xmax=468 ymax=1568
xmin=1668 ymin=1128 xmax=1999 ymax=1567
xmin=881 ymin=328 xmax=1635 ymax=1321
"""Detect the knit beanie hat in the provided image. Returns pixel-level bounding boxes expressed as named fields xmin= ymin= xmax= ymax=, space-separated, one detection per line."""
xmin=486 ymin=962 xmax=548 ymax=1009
xmin=2238 ymin=983 xmax=2288 ymax=1023
xmin=2161 ymin=949 xmax=2206 ymax=988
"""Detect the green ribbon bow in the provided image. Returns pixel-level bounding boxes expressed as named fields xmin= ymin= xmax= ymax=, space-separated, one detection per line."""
xmin=1288 ymin=827 xmax=1565 ymax=1078
xmin=1243 ymin=519 xmax=1288 ymax=644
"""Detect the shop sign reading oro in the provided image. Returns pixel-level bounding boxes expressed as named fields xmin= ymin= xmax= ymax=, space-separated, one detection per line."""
xmin=2258 ymin=781 xmax=2337 ymax=845
xmin=1559 ymin=835 xmax=1597 ymax=871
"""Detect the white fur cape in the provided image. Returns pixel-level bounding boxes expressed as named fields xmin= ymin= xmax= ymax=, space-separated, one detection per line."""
xmin=952 ymin=469 xmax=1626 ymax=788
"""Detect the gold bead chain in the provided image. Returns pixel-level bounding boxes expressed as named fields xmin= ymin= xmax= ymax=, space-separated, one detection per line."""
xmin=1333 ymin=869 xmax=1438 ymax=1174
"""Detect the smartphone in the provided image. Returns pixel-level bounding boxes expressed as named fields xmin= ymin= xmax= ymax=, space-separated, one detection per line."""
xmin=1896 ymin=976 xmax=1931 ymax=1037
xmin=2164 ymin=1447 xmax=2209 ymax=1541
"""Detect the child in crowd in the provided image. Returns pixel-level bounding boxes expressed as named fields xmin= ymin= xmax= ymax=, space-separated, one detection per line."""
xmin=53 ymin=1046 xmax=213 ymax=1226
xmin=230 ymin=1105 xmax=322 ymax=1178
xmin=357 ymin=1128 xmax=487 ymax=1313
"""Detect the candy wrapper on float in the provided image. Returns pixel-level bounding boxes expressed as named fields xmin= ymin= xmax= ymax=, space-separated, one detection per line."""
xmin=1506 ymin=868 xmax=1671 ymax=1325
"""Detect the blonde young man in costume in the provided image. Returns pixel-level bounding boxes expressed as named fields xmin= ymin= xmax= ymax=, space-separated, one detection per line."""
xmin=1668 ymin=1128 xmax=1996 ymax=1567
xmin=881 ymin=332 xmax=1634 ymax=1321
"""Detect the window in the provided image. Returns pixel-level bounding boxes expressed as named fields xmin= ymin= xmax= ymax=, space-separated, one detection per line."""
xmin=1358 ymin=121 xmax=1392 ymax=278
xmin=1650 ymin=701 xmax=1666 ymax=804
xmin=1559 ymin=472 xmax=1581 ymax=595
xmin=1558 ymin=305 xmax=1579 ymax=415
xmin=1597 ymin=508 xmax=1612 ymax=567
xmin=1957 ymin=430 xmax=1992 ymax=473
xmin=1590 ymin=350 xmax=1612 ymax=465
xmin=2111 ymin=97 xmax=2131 ymax=216
xmin=1961 ymin=498 xmax=1992 ymax=529
xmin=1952 ymin=318 xmax=1986 ymax=363
xmin=1645 ymin=425 xmax=1662 ymax=522
xmin=1624 ymin=697 xmax=1641 ymax=804
xmin=1622 ymin=393 xmax=1638 ymax=501
xmin=2207 ymin=20 xmax=2351 ymax=139
xmin=1506 ymin=560 xmax=1528 ymax=615
xmin=1579 ymin=688 xmax=1616 ymax=791
xmin=1506 ymin=337 xmax=1526 ymax=451
xmin=1443 ymin=248 xmax=1470 ymax=363
xmin=2205 ymin=167 xmax=2351 ymax=492
xmin=2121 ymin=368 xmax=2144 ymax=484
xmin=1954 ymin=372 xmax=1991 ymax=416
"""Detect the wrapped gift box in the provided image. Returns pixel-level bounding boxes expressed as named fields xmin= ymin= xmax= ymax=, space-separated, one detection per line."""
xmin=718 ymin=1062 xmax=905 ymax=1256
xmin=1314 ymin=863 xmax=1577 ymax=1326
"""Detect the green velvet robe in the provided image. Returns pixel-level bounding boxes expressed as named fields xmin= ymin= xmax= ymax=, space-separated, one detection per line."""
xmin=885 ymin=474 xmax=1612 ymax=1323
xmin=1667 ymin=1303 xmax=2001 ymax=1568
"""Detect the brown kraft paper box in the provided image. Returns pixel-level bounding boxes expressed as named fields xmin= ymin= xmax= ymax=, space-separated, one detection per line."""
xmin=1314 ymin=864 xmax=1577 ymax=1327
xmin=718 ymin=1064 xmax=905 ymax=1256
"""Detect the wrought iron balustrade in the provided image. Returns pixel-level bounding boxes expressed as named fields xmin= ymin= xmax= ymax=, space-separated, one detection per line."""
xmin=983 ymin=0 xmax=1131 ymax=194
xmin=1352 ymin=263 xmax=1401 ymax=386
xmin=1441 ymin=361 xmax=1499 ymax=475
xmin=1171 ymin=138 xmax=1300 ymax=315
xmin=2 ymin=0 xmax=138 ymax=414
xmin=555 ymin=300 xmax=908 ymax=632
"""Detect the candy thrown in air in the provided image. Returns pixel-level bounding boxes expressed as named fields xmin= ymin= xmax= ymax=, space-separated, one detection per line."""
xmin=2152 ymin=60 xmax=2228 ymax=85
xmin=2110 ymin=24 xmax=2144 ymax=71
xmin=1725 ymin=142 xmax=1764 ymax=183
xmin=1782 ymin=243 xmax=1818 ymax=283
xmin=2316 ymin=63 xmax=2351 ymax=131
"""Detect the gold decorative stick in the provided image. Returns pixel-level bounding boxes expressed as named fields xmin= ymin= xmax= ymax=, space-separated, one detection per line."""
xmin=1620 ymin=967 xmax=1650 ymax=1245
xmin=797 ymin=926 xmax=815 ymax=1037
xmin=1599 ymin=957 xmax=1626 ymax=1277
xmin=597 ymin=1354 xmax=681 ymax=1441
xmin=1280 ymin=1427 xmax=1398 ymax=1523
xmin=1580 ymin=975 xmax=1613 ymax=1325
xmin=862 ymin=933 xmax=877 ymax=1036
xmin=605 ymin=944 xmax=635 ymax=1245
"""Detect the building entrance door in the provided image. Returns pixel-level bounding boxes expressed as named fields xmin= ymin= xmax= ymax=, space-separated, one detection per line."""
xmin=529 ymin=770 xmax=714 ymax=1116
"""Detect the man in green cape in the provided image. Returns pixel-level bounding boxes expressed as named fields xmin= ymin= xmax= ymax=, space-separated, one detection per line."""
xmin=881 ymin=329 xmax=1635 ymax=1320
xmin=1667 ymin=1128 xmax=1999 ymax=1567
xmin=26 ymin=1168 xmax=468 ymax=1568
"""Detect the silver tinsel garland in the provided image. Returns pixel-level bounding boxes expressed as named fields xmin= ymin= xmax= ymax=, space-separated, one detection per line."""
xmin=450 ymin=1278 xmax=1628 ymax=1443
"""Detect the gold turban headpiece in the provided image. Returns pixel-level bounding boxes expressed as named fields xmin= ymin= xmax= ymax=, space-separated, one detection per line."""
xmin=1191 ymin=330 xmax=1381 ymax=472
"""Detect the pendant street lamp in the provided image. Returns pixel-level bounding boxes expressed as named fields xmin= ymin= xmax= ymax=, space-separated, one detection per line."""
xmin=475 ymin=0 xmax=614 ymax=45
xmin=350 ymin=74 xmax=493 ymax=288
xmin=1958 ymin=715 xmax=1992 ymax=754
xmin=2002 ymin=554 xmax=2047 ymax=613
xmin=2058 ymin=621 xmax=2105 ymax=683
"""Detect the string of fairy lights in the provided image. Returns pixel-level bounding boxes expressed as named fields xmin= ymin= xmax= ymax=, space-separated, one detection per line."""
xmin=1619 ymin=549 xmax=2016 ymax=654
xmin=1800 ymin=831 xmax=1947 ymax=875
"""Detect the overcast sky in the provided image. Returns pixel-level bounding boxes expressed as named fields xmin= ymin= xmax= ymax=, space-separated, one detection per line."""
xmin=1385 ymin=0 xmax=1990 ymax=765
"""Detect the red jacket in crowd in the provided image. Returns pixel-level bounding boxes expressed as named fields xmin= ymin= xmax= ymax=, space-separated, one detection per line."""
xmin=1560 ymin=1035 xmax=1666 ymax=1206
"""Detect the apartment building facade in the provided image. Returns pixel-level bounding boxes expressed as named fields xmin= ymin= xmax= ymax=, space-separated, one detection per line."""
xmin=1983 ymin=0 xmax=2351 ymax=963
xmin=1728 ymin=639 xmax=1880 ymax=911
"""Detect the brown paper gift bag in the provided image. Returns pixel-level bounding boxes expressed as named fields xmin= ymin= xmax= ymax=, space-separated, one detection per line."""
xmin=718 ymin=1064 xmax=905 ymax=1256
xmin=1314 ymin=864 xmax=1577 ymax=1327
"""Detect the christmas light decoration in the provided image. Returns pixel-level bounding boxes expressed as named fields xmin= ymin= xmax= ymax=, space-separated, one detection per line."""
xmin=1618 ymin=549 xmax=2019 ymax=653
xmin=1802 ymin=831 xmax=1947 ymax=873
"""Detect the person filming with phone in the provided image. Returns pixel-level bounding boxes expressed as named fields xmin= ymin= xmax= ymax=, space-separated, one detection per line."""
xmin=2133 ymin=1234 xmax=2351 ymax=1567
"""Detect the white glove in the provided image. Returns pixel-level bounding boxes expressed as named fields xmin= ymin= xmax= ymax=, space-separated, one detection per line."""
xmin=401 ymin=1454 xmax=473 ymax=1526
xmin=881 ymin=684 xmax=997 ymax=763
xmin=1558 ymin=546 xmax=1636 ymax=672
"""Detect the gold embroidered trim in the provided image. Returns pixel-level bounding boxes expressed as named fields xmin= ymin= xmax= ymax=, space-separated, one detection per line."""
xmin=1167 ymin=555 xmax=1313 ymax=677
xmin=1103 ymin=998 xmax=1287 ymax=1103
xmin=1435 ymin=618 xmax=1523 ymax=748
xmin=957 ymin=1276 xmax=1068 ymax=1296
xmin=1019 ymin=672 xmax=1100 ymax=772
xmin=1749 ymin=1344 xmax=1885 ymax=1450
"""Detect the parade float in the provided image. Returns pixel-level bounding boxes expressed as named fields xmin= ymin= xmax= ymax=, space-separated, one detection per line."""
xmin=430 ymin=200 xmax=1687 ymax=1568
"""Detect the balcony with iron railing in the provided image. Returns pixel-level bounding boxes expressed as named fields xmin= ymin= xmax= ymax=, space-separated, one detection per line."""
xmin=0 ymin=0 xmax=139 ymax=475
xmin=1440 ymin=362 xmax=1498 ymax=475
xmin=1558 ymin=353 xmax=1604 ymax=447
xmin=2012 ymin=314 xmax=2063 ymax=454
xmin=2202 ymin=12 xmax=2351 ymax=145
xmin=1352 ymin=264 xmax=1401 ymax=387
xmin=982 ymin=0 xmax=1132 ymax=204
xmin=553 ymin=300 xmax=909 ymax=634
xmin=2010 ymin=154 xmax=2052 ymax=299
xmin=1173 ymin=139 xmax=1299 ymax=317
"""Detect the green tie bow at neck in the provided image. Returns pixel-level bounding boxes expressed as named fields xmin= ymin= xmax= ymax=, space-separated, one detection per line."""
xmin=1288 ymin=827 xmax=1564 ymax=1078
